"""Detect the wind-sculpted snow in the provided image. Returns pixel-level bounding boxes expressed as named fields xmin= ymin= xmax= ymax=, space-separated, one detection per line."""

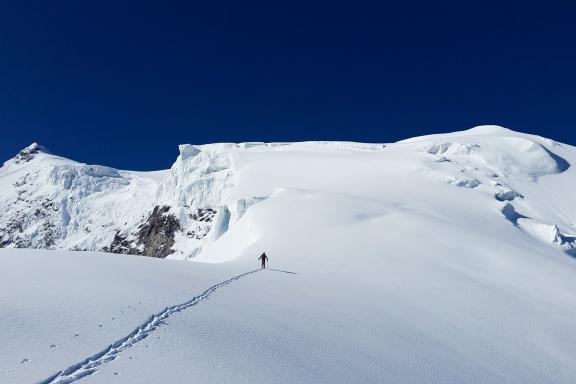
xmin=157 ymin=143 xmax=236 ymax=208
xmin=416 ymin=136 xmax=568 ymax=180
xmin=48 ymin=164 xmax=127 ymax=194
xmin=423 ymin=142 xmax=481 ymax=156
xmin=518 ymin=219 xmax=576 ymax=256
xmin=501 ymin=203 xmax=576 ymax=256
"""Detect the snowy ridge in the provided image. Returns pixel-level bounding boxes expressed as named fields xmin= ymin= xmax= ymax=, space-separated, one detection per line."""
xmin=40 ymin=268 xmax=262 ymax=384
xmin=1 ymin=125 xmax=576 ymax=259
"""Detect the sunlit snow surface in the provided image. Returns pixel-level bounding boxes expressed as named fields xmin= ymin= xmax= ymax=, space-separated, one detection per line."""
xmin=2 ymin=126 xmax=576 ymax=383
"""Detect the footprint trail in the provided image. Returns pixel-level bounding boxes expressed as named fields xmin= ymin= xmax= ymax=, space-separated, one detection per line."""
xmin=39 ymin=269 xmax=262 ymax=384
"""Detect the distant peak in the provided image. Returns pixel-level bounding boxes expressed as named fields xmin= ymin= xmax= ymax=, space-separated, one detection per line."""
xmin=25 ymin=142 xmax=49 ymax=152
xmin=13 ymin=142 xmax=51 ymax=163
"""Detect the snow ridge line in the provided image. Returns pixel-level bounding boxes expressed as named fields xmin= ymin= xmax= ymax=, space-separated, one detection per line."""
xmin=38 ymin=268 xmax=262 ymax=384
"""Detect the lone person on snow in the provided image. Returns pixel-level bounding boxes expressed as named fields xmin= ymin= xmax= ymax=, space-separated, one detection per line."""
xmin=258 ymin=252 xmax=269 ymax=269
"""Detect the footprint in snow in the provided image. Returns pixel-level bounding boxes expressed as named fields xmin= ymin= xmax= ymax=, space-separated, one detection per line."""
xmin=20 ymin=359 xmax=30 ymax=364
xmin=98 ymin=324 xmax=104 ymax=328
xmin=113 ymin=372 xmax=122 ymax=376
xmin=73 ymin=333 xmax=80 ymax=338
xmin=49 ymin=344 xmax=57 ymax=350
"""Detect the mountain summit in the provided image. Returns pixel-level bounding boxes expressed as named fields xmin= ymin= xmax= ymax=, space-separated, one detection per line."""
xmin=7 ymin=142 xmax=51 ymax=165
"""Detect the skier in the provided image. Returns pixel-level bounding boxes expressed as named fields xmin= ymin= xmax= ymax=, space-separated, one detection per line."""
xmin=258 ymin=252 xmax=269 ymax=269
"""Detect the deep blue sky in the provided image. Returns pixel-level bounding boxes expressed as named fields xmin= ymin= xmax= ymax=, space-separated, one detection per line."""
xmin=1 ymin=1 xmax=575 ymax=170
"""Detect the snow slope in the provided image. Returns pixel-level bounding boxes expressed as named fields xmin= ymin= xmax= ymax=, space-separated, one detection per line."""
xmin=2 ymin=125 xmax=576 ymax=383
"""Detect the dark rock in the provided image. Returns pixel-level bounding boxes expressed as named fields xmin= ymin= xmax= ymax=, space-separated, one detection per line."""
xmin=107 ymin=231 xmax=140 ymax=255
xmin=137 ymin=206 xmax=181 ymax=257
xmin=189 ymin=208 xmax=216 ymax=222
xmin=107 ymin=205 xmax=181 ymax=258
xmin=13 ymin=143 xmax=48 ymax=164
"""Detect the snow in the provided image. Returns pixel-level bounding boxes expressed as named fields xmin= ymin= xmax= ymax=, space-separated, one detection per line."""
xmin=0 ymin=250 xmax=245 ymax=384
xmin=0 ymin=148 xmax=160 ymax=251
xmin=2 ymin=126 xmax=576 ymax=383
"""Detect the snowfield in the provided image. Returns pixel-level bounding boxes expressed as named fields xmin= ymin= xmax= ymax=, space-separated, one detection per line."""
xmin=2 ymin=125 xmax=576 ymax=383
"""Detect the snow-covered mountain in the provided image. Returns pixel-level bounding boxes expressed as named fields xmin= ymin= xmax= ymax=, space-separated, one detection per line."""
xmin=0 ymin=142 xmax=253 ymax=258
xmin=2 ymin=125 xmax=576 ymax=384
xmin=1 ymin=125 xmax=575 ymax=259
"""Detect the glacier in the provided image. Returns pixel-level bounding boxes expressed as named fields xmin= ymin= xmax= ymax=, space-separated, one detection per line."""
xmin=1 ymin=125 xmax=576 ymax=383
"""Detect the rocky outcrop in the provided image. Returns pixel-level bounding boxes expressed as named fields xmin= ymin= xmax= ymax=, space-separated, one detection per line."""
xmin=185 ymin=208 xmax=216 ymax=240
xmin=137 ymin=206 xmax=181 ymax=257
xmin=105 ymin=206 xmax=181 ymax=258
xmin=107 ymin=232 xmax=140 ymax=255
xmin=13 ymin=143 xmax=48 ymax=164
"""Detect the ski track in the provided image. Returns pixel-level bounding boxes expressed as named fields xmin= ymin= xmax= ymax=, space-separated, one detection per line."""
xmin=38 ymin=269 xmax=262 ymax=384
